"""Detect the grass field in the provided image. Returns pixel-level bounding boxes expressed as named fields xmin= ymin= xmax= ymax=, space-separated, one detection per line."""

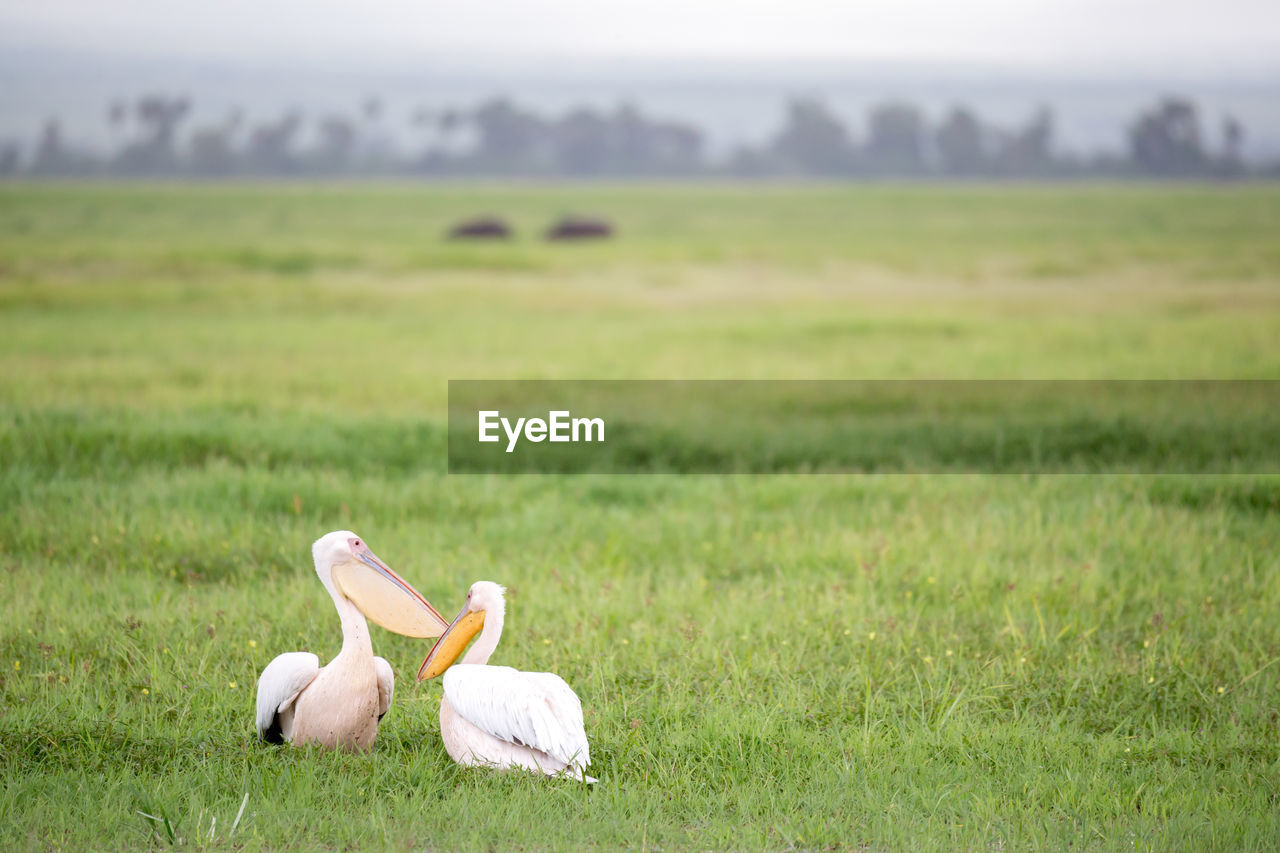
xmin=1 ymin=183 xmax=1279 ymax=851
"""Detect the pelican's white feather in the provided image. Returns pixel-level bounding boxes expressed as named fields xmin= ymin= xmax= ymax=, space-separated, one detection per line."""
xmin=373 ymin=656 xmax=394 ymax=720
xmin=442 ymin=664 xmax=590 ymax=772
xmin=255 ymin=651 xmax=320 ymax=741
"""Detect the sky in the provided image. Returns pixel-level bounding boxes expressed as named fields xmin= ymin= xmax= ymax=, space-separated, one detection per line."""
xmin=2 ymin=0 xmax=1279 ymax=74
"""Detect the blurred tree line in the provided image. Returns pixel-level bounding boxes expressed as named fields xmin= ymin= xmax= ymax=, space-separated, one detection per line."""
xmin=0 ymin=93 xmax=1270 ymax=180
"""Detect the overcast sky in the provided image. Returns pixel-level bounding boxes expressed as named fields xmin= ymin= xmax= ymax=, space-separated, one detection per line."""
xmin=2 ymin=0 xmax=1279 ymax=74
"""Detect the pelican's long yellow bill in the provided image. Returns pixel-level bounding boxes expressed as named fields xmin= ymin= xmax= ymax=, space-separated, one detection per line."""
xmin=332 ymin=546 xmax=449 ymax=638
xmin=417 ymin=609 xmax=485 ymax=681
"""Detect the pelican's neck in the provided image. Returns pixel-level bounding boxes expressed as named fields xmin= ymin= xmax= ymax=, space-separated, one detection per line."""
xmin=331 ymin=587 xmax=374 ymax=661
xmin=461 ymin=606 xmax=504 ymax=665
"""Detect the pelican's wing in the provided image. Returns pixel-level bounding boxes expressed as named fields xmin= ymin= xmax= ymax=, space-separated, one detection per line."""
xmin=255 ymin=652 xmax=320 ymax=743
xmin=373 ymin=656 xmax=394 ymax=721
xmin=442 ymin=664 xmax=590 ymax=770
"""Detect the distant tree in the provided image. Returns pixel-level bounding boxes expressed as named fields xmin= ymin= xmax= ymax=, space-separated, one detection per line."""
xmin=313 ymin=115 xmax=358 ymax=172
xmin=438 ymin=108 xmax=462 ymax=135
xmin=865 ymin=102 xmax=927 ymax=176
xmin=995 ymin=106 xmax=1056 ymax=176
xmin=408 ymin=107 xmax=433 ymax=158
xmin=188 ymin=115 xmax=239 ymax=177
xmin=0 ymin=142 xmax=19 ymax=176
xmin=354 ymin=96 xmax=399 ymax=171
xmin=415 ymin=106 xmax=481 ymax=171
xmin=114 ymin=94 xmax=190 ymax=175
xmin=555 ymin=107 xmax=613 ymax=175
xmin=723 ymin=144 xmax=783 ymax=177
xmin=769 ymin=97 xmax=857 ymax=176
xmin=647 ymin=119 xmax=703 ymax=174
xmin=106 ymin=99 xmax=128 ymax=154
xmin=244 ymin=112 xmax=303 ymax=174
xmin=468 ymin=98 xmax=549 ymax=172
xmin=29 ymin=119 xmax=75 ymax=176
xmin=1128 ymin=97 xmax=1208 ymax=177
xmin=935 ymin=106 xmax=987 ymax=175
xmin=1220 ymin=115 xmax=1245 ymax=177
xmin=606 ymin=103 xmax=703 ymax=174
xmin=435 ymin=108 xmax=464 ymax=155
xmin=611 ymin=103 xmax=650 ymax=171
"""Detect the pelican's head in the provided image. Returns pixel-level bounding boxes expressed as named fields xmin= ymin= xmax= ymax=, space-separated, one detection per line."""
xmin=312 ymin=530 xmax=449 ymax=638
xmin=417 ymin=580 xmax=505 ymax=680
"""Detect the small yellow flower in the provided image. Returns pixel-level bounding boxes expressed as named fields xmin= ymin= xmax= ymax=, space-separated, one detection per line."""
xmin=1143 ymin=640 xmax=1150 ymax=648
xmin=945 ymin=649 xmax=953 ymax=657
xmin=923 ymin=656 xmax=933 ymax=664
xmin=1148 ymin=676 xmax=1154 ymax=683
xmin=868 ymin=631 xmax=876 ymax=640
xmin=229 ymin=681 xmax=238 ymax=689
xmin=1217 ymin=686 xmax=1225 ymax=694
xmin=163 ymin=648 xmax=169 ymax=655
xmin=927 ymin=577 xmax=936 ymax=585
xmin=248 ymin=640 xmax=257 ymax=648
xmin=542 ymin=639 xmax=551 ymax=646
xmin=1124 ymin=747 xmax=1130 ymax=753
xmin=142 ymin=688 xmax=150 ymax=695
xmin=1020 ymin=657 xmax=1027 ymax=663
xmin=13 ymin=660 xmax=19 ymax=671
xmin=621 ymin=639 xmax=629 ymax=645
xmin=843 ymin=629 xmax=851 ymax=636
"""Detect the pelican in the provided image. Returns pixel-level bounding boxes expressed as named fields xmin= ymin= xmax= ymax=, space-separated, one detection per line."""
xmin=417 ymin=581 xmax=595 ymax=782
xmin=255 ymin=530 xmax=449 ymax=751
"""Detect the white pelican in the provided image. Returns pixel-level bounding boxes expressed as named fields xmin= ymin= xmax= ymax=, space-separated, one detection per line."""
xmin=255 ymin=530 xmax=449 ymax=751
xmin=417 ymin=581 xmax=595 ymax=782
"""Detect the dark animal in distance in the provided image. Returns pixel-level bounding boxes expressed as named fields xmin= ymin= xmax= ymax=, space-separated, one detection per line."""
xmin=447 ymin=218 xmax=513 ymax=240
xmin=545 ymin=217 xmax=614 ymax=241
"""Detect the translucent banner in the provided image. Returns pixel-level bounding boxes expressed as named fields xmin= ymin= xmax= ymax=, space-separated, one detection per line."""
xmin=447 ymin=380 xmax=1280 ymax=474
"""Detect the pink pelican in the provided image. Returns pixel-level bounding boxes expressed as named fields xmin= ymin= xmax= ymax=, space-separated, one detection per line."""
xmin=255 ymin=531 xmax=448 ymax=750
xmin=417 ymin=581 xmax=595 ymax=782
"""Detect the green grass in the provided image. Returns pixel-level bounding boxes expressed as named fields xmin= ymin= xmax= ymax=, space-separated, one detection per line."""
xmin=1 ymin=183 xmax=1279 ymax=851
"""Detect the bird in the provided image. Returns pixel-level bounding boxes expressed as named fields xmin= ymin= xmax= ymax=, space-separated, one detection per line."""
xmin=417 ymin=581 xmax=595 ymax=782
xmin=255 ymin=530 xmax=449 ymax=751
